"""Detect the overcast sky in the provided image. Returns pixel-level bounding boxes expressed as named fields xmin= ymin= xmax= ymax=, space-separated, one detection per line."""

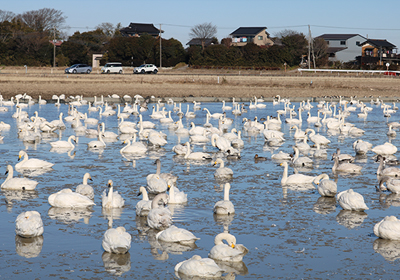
xmin=5 ymin=0 xmax=400 ymax=50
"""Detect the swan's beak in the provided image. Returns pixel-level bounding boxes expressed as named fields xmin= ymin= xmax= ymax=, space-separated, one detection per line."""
xmin=231 ymin=243 xmax=235 ymax=248
xmin=316 ymin=182 xmax=319 ymax=185
xmin=279 ymin=163 xmax=283 ymax=166
xmin=5 ymin=170 xmax=8 ymax=175
xmin=18 ymin=155 xmax=21 ymax=161
xmin=167 ymin=184 xmax=171 ymax=189
xmin=89 ymin=177 xmax=93 ymax=181
xmin=137 ymin=192 xmax=142 ymax=196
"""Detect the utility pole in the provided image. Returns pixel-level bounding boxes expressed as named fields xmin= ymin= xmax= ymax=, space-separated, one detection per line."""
xmin=53 ymin=26 xmax=56 ymax=68
xmin=307 ymin=25 xmax=311 ymax=69
xmin=159 ymin=24 xmax=162 ymax=68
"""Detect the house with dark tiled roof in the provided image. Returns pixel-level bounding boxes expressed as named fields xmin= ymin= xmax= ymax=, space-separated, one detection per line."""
xmin=230 ymin=27 xmax=274 ymax=47
xmin=186 ymin=38 xmax=217 ymax=47
xmin=120 ymin=23 xmax=163 ymax=38
xmin=359 ymin=39 xmax=398 ymax=65
xmin=316 ymin=34 xmax=366 ymax=62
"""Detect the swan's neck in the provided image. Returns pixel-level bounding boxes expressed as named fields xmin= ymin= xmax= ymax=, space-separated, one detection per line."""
xmin=99 ymin=133 xmax=105 ymax=146
xmin=332 ymin=157 xmax=339 ymax=172
xmin=184 ymin=142 xmax=191 ymax=159
xmin=20 ymin=152 xmax=28 ymax=164
xmin=215 ymin=232 xmax=235 ymax=246
xmin=281 ymin=164 xmax=288 ymax=184
xmin=211 ymin=134 xmax=216 ymax=147
xmin=169 ymin=186 xmax=175 ymax=201
xmin=83 ymin=174 xmax=89 ymax=184
xmin=6 ymin=167 xmax=13 ymax=181
xmin=108 ymin=185 xmax=113 ymax=203
xmin=68 ymin=137 xmax=75 ymax=148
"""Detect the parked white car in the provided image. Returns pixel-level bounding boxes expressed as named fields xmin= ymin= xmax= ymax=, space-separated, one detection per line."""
xmin=134 ymin=64 xmax=158 ymax=74
xmin=101 ymin=62 xmax=123 ymax=74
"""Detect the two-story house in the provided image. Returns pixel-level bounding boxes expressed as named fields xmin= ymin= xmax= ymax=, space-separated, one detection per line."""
xmin=316 ymin=34 xmax=366 ymax=62
xmin=359 ymin=39 xmax=398 ymax=65
xmin=120 ymin=23 xmax=163 ymax=38
xmin=230 ymin=27 xmax=274 ymax=47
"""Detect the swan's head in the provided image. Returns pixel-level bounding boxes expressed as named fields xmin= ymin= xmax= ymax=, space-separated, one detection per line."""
xmin=107 ymin=180 xmax=113 ymax=188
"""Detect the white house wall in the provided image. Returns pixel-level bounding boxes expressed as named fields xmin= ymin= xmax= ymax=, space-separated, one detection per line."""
xmin=329 ymin=35 xmax=366 ymax=62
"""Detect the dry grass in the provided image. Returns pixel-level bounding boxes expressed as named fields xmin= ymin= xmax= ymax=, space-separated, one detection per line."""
xmin=0 ymin=66 xmax=400 ymax=100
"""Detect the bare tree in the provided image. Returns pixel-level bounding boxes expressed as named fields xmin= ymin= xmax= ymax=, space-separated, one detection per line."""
xmin=313 ymin=37 xmax=328 ymax=66
xmin=0 ymin=10 xmax=15 ymax=22
xmin=18 ymin=8 xmax=66 ymax=32
xmin=189 ymin=22 xmax=217 ymax=50
xmin=96 ymin=22 xmax=115 ymax=37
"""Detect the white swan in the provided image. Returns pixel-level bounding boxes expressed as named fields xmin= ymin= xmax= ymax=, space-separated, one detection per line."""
xmin=15 ymin=150 xmax=54 ymax=170
xmin=291 ymin=125 xmax=306 ymax=139
xmin=291 ymin=146 xmax=313 ymax=167
xmin=1 ymin=165 xmax=38 ymax=190
xmin=231 ymin=131 xmax=244 ymax=148
xmin=213 ymin=158 xmax=233 ymax=179
xmin=279 ymin=162 xmax=315 ymax=185
xmin=136 ymin=186 xmax=152 ymax=216
xmin=156 ymin=225 xmax=199 ymax=244
xmin=147 ymin=193 xmax=172 ymax=230
xmin=102 ymin=226 xmax=131 ymax=254
xmin=376 ymin=155 xmax=400 ymax=177
xmin=76 ymin=173 xmax=94 ymax=200
xmin=184 ymin=142 xmax=212 ymax=160
xmin=313 ymin=174 xmax=337 ymax=197
xmin=88 ymin=132 xmax=106 ymax=149
xmin=48 ymin=188 xmax=95 ymax=208
xmin=336 ymin=189 xmax=369 ymax=211
xmin=15 ymin=211 xmax=44 ymax=238
xmin=167 ymin=181 xmax=187 ymax=204
xmin=101 ymin=122 xmax=118 ymax=139
xmin=147 ymin=131 xmax=167 ymax=146
xmin=332 ymin=153 xmax=362 ymax=173
xmin=374 ymin=216 xmax=400 ymax=240
xmin=271 ymin=151 xmax=292 ymax=160
xmin=102 ymin=180 xmax=125 ymax=208
xmin=120 ymin=135 xmax=147 ymax=154
xmin=208 ymin=232 xmax=248 ymax=262
xmin=377 ymin=176 xmax=400 ymax=193
xmin=50 ymin=135 xmax=76 ymax=149
xmin=306 ymin=128 xmax=331 ymax=145
xmin=372 ymin=142 xmax=397 ymax=155
xmin=211 ymin=134 xmax=231 ymax=152
xmin=213 ymin=183 xmax=235 ymax=215
xmin=174 ymin=255 xmax=224 ymax=278
xmin=353 ymin=139 xmax=372 ymax=155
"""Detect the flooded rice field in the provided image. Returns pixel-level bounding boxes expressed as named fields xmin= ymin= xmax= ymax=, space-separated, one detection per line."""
xmin=1 ymin=97 xmax=400 ymax=279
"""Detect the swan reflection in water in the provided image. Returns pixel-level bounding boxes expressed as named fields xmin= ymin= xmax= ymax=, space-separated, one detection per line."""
xmin=102 ymin=252 xmax=131 ymax=276
xmin=373 ymin=238 xmax=400 ymax=262
xmin=102 ymin=208 xmax=124 ymax=228
xmin=313 ymin=197 xmax=337 ymax=215
xmin=17 ymin=168 xmax=54 ymax=178
xmin=215 ymin=260 xmax=249 ymax=276
xmin=336 ymin=210 xmax=368 ymax=229
xmin=378 ymin=193 xmax=400 ymax=209
xmin=15 ymin=235 xmax=43 ymax=258
xmin=48 ymin=207 xmax=94 ymax=224
xmin=3 ymin=190 xmax=38 ymax=212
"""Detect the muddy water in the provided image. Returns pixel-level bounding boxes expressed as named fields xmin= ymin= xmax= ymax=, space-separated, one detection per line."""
xmin=0 ymin=100 xmax=399 ymax=279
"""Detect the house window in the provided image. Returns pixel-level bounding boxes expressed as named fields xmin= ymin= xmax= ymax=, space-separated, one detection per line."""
xmin=340 ymin=41 xmax=346 ymax=45
xmin=356 ymin=41 xmax=360 ymax=46
xmin=258 ymin=36 xmax=263 ymax=40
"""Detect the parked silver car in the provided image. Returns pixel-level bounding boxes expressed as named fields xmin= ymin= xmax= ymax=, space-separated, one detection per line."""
xmin=65 ymin=64 xmax=92 ymax=74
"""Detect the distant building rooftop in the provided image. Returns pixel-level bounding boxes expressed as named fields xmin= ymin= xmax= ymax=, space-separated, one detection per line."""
xmin=230 ymin=27 xmax=268 ymax=36
xmin=120 ymin=23 xmax=163 ymax=37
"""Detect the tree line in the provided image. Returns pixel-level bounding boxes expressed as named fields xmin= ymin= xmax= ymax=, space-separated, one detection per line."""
xmin=0 ymin=8 xmax=328 ymax=68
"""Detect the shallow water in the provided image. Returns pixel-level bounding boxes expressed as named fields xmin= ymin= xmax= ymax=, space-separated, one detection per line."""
xmin=1 ymin=99 xmax=400 ymax=279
